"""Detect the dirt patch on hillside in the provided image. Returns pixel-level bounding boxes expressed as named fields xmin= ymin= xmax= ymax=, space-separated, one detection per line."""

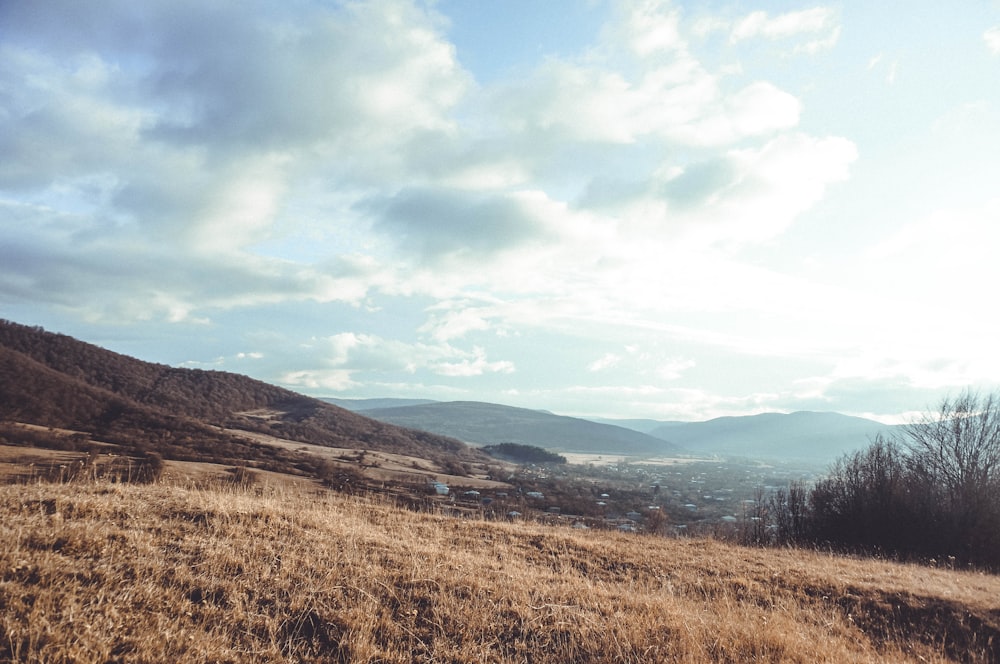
xmin=226 ymin=428 xmax=513 ymax=490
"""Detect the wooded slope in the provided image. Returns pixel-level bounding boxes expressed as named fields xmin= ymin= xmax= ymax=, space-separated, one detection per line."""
xmin=0 ymin=320 xmax=485 ymax=471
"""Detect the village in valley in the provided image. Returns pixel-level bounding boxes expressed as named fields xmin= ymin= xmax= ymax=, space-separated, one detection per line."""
xmin=410 ymin=454 xmax=822 ymax=538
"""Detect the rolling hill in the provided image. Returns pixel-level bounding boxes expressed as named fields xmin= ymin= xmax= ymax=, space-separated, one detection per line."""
xmin=0 ymin=320 xmax=488 ymax=475
xmin=352 ymin=399 xmax=896 ymax=464
xmin=646 ymin=411 xmax=897 ymax=463
xmin=323 ymin=397 xmax=440 ymax=411
xmin=357 ymin=400 xmax=683 ymax=455
xmin=586 ymin=417 xmax=674 ymax=434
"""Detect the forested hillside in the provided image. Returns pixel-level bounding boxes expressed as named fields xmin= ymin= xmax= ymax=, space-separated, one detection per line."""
xmin=0 ymin=320 xmax=486 ymax=473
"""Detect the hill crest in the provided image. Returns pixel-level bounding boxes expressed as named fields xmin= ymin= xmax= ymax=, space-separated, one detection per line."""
xmin=0 ymin=319 xmax=487 ymax=473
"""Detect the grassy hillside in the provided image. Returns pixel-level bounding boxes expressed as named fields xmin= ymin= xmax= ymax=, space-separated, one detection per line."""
xmin=3 ymin=476 xmax=998 ymax=663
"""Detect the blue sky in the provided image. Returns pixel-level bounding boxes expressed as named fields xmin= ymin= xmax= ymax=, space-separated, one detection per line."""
xmin=2 ymin=1 xmax=999 ymax=423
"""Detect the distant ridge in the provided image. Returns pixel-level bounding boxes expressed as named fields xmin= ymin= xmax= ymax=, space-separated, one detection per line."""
xmin=0 ymin=320 xmax=486 ymax=471
xmin=359 ymin=400 xmax=683 ymax=455
xmin=350 ymin=397 xmax=898 ymax=464
xmin=587 ymin=417 xmax=679 ymax=435
xmin=322 ymin=397 xmax=439 ymax=411
xmin=647 ymin=411 xmax=897 ymax=462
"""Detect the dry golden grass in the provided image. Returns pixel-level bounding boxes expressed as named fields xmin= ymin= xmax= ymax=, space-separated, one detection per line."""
xmin=2 ymin=477 xmax=998 ymax=663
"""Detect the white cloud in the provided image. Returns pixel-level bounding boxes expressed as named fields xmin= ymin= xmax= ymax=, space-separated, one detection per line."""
xmin=656 ymin=357 xmax=696 ymax=381
xmin=419 ymin=304 xmax=494 ymax=343
xmin=886 ymin=60 xmax=898 ymax=85
xmin=13 ymin=0 xmax=952 ymax=422
xmin=588 ymin=353 xmax=622 ymax=372
xmin=489 ymin=39 xmax=800 ymax=148
xmin=985 ymin=26 xmax=1000 ymax=55
xmin=436 ymin=346 xmax=515 ymax=377
xmin=554 ymin=384 xmax=793 ymax=421
xmin=280 ymin=369 xmax=359 ymax=392
xmin=309 ymin=332 xmax=515 ymax=380
xmin=0 ymin=0 xmax=474 ymax=322
xmin=866 ymin=52 xmax=898 ymax=84
xmin=587 ymin=347 xmax=692 ymax=380
xmin=731 ymin=8 xmax=838 ymax=44
xmin=714 ymin=133 xmax=857 ymax=242
xmin=1 ymin=0 xmax=847 ymax=329
xmin=612 ymin=0 xmax=684 ymax=57
xmin=189 ymin=155 xmax=290 ymax=254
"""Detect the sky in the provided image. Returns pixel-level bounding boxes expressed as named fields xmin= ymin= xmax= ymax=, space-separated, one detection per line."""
xmin=2 ymin=1 xmax=1000 ymax=424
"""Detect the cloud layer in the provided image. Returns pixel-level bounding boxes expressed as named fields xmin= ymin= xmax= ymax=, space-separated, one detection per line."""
xmin=3 ymin=0 xmax=998 ymax=421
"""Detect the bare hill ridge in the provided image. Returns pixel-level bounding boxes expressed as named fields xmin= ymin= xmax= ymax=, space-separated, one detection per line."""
xmin=0 ymin=320 xmax=486 ymax=471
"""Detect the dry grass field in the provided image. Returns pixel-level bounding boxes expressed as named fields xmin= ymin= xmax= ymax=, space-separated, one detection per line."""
xmin=2 ymin=476 xmax=999 ymax=663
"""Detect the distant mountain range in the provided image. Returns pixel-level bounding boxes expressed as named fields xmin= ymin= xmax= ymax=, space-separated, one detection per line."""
xmin=337 ymin=399 xmax=895 ymax=464
xmin=587 ymin=417 xmax=674 ymax=435
xmin=349 ymin=401 xmax=682 ymax=456
xmin=0 ymin=320 xmax=486 ymax=474
xmin=322 ymin=397 xmax=439 ymax=411
xmin=0 ymin=318 xmax=895 ymax=476
xmin=644 ymin=411 xmax=897 ymax=462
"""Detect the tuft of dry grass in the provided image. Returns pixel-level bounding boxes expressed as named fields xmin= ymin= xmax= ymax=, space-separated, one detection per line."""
xmin=2 ymin=477 xmax=998 ymax=663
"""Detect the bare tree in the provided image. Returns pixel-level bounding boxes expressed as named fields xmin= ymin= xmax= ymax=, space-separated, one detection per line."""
xmin=902 ymin=390 xmax=1000 ymax=515
xmin=800 ymin=391 xmax=1000 ymax=568
xmin=740 ymin=486 xmax=770 ymax=546
xmin=770 ymin=480 xmax=809 ymax=545
xmin=900 ymin=390 xmax=1000 ymax=562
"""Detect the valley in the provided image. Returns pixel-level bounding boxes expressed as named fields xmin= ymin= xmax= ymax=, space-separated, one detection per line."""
xmin=3 ymin=319 xmax=999 ymax=662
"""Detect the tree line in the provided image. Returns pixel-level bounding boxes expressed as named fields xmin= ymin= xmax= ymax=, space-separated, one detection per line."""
xmin=747 ymin=391 xmax=1000 ymax=570
xmin=483 ymin=443 xmax=567 ymax=465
